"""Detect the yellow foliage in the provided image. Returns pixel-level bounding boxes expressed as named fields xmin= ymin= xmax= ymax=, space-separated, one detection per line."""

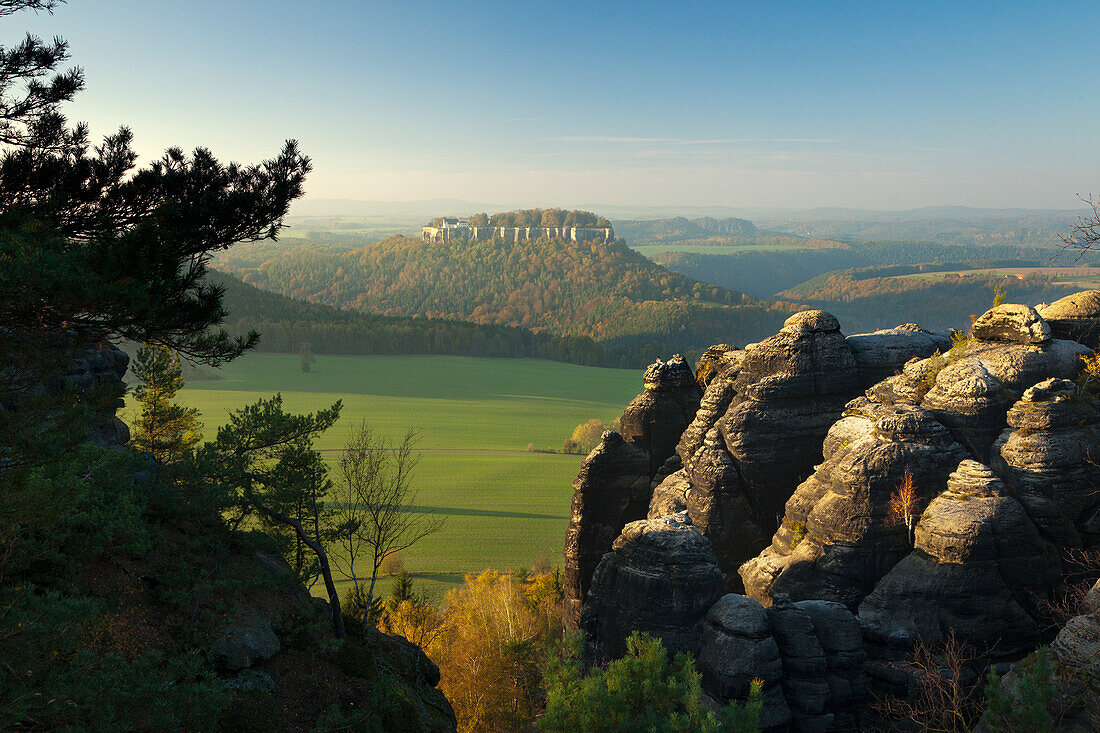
xmin=428 ymin=569 xmax=563 ymax=733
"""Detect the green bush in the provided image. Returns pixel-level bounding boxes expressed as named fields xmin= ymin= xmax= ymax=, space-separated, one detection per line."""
xmin=540 ymin=632 xmax=761 ymax=733
xmin=982 ymin=647 xmax=1056 ymax=732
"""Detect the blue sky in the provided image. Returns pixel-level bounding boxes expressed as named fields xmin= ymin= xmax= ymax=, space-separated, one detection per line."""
xmin=6 ymin=1 xmax=1099 ymax=209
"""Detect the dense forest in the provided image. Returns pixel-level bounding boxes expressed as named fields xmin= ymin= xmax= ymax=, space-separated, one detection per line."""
xmin=220 ymin=234 xmax=794 ymax=365
xmin=209 ymin=270 xmax=611 ymax=365
xmin=653 ymin=241 xmax=1100 ymax=298
xmin=438 ymin=208 xmax=612 ymax=228
xmin=615 ymin=216 xmax=759 ymax=243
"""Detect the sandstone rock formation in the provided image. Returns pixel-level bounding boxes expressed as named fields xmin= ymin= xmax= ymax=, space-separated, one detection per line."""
xmin=859 ymin=460 xmax=1061 ymax=684
xmin=846 ymin=323 xmax=951 ymax=388
xmin=569 ymin=294 xmax=1100 ymax=729
xmin=580 ymin=513 xmax=725 ymax=659
xmin=971 ymin=303 xmax=1052 ymax=344
xmin=698 ymin=594 xmax=791 ymax=730
xmin=562 ymin=432 xmax=650 ymax=629
xmin=1038 ymin=289 xmax=1100 ymax=348
xmin=619 ymin=354 xmax=702 ymax=474
xmin=739 ymin=400 xmax=969 ymax=609
xmin=696 ymin=593 xmax=865 ymax=733
xmin=990 ymin=378 xmax=1100 ymax=549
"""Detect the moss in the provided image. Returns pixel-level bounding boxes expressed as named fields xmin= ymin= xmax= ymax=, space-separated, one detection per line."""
xmin=787 ymin=521 xmax=807 ymax=548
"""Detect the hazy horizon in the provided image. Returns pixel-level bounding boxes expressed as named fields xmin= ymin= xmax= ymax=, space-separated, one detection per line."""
xmin=7 ymin=1 xmax=1099 ymax=210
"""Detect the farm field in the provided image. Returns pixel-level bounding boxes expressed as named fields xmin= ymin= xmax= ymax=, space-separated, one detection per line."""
xmin=161 ymin=353 xmax=640 ymax=599
xmin=895 ymin=266 xmax=1100 ymax=288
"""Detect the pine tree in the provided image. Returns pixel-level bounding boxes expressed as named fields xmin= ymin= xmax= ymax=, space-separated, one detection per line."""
xmin=131 ymin=345 xmax=201 ymax=463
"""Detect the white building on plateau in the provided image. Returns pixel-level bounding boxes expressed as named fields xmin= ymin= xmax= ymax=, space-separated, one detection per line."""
xmin=439 ymin=217 xmax=469 ymax=230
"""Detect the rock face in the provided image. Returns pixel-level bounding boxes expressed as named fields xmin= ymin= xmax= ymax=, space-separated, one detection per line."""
xmin=698 ymin=594 xmax=791 ymax=730
xmin=580 ymin=513 xmax=725 ymax=659
xmin=1039 ymin=289 xmax=1100 ymax=348
xmin=562 ymin=432 xmax=650 ymax=630
xmin=619 ymin=354 xmax=702 ymax=474
xmin=739 ymin=400 xmax=969 ymax=610
xmin=990 ymin=379 xmax=1100 ymax=549
xmin=696 ymin=593 xmax=865 ymax=733
xmin=859 ymin=460 xmax=1061 ymax=683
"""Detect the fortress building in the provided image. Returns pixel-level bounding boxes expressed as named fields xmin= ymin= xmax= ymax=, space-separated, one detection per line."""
xmin=421 ymin=222 xmax=614 ymax=244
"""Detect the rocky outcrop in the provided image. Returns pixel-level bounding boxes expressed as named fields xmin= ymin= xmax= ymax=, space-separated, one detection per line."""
xmin=580 ymin=513 xmax=725 ymax=659
xmin=740 ymin=400 xmax=969 ymax=609
xmin=619 ymin=355 xmax=702 ymax=474
xmin=698 ymin=594 xmax=791 ymax=730
xmin=696 ymin=593 xmax=865 ymax=733
xmin=846 ymin=324 xmax=951 ymax=388
xmin=971 ymin=303 xmax=1052 ymax=344
xmin=1038 ymin=290 xmax=1100 ymax=348
xmin=990 ymin=379 xmax=1100 ymax=548
xmin=859 ymin=460 xmax=1061 ymax=685
xmin=562 ymin=432 xmax=650 ymax=630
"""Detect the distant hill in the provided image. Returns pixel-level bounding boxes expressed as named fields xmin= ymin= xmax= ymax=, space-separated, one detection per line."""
xmin=653 ymin=241 xmax=1100 ymax=299
xmin=615 ymin=216 xmax=758 ymax=245
xmin=218 ymin=232 xmax=794 ymax=365
xmin=207 ymin=270 xmax=610 ymax=365
xmin=775 ymin=262 xmax=1089 ymax=333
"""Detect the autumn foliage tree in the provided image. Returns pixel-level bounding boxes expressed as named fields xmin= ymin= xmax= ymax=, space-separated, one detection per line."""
xmin=888 ymin=467 xmax=922 ymax=545
xmin=429 ymin=569 xmax=564 ymax=732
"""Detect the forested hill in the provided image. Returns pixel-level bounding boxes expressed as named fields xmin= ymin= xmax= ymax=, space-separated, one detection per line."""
xmin=209 ymin=270 xmax=610 ymax=365
xmin=219 ymin=234 xmax=794 ymax=365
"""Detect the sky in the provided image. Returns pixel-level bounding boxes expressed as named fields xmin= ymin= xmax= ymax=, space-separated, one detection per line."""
xmin=6 ymin=0 xmax=1100 ymax=211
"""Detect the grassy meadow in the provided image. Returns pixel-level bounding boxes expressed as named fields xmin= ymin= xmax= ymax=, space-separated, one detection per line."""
xmin=160 ymin=353 xmax=640 ymax=599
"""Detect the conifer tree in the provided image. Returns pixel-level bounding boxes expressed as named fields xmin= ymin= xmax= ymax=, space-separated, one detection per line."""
xmin=130 ymin=345 xmax=201 ymax=463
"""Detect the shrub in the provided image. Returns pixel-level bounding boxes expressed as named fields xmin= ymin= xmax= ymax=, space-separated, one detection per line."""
xmin=540 ymin=632 xmax=762 ymax=733
xmin=982 ymin=648 xmax=1056 ymax=732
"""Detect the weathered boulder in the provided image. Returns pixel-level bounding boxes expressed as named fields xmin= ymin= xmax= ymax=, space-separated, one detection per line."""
xmin=209 ymin=614 xmax=281 ymax=671
xmin=859 ymin=460 xmax=1061 ymax=683
xmin=1038 ymin=290 xmax=1100 ymax=347
xmin=619 ymin=355 xmax=702 ymax=475
xmin=990 ymin=378 xmax=1100 ymax=548
xmin=846 ymin=324 xmax=951 ymax=388
xmin=740 ymin=399 xmax=970 ymax=610
xmin=562 ymin=432 xmax=651 ymax=630
xmin=697 ymin=594 xmax=792 ymax=731
xmin=580 ymin=513 xmax=725 ymax=659
xmin=971 ymin=303 xmax=1052 ymax=344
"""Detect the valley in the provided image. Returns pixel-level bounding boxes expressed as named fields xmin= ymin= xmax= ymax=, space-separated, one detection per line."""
xmin=167 ymin=353 xmax=640 ymax=598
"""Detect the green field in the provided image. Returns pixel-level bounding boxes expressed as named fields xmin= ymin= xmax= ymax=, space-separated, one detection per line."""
xmin=165 ymin=354 xmax=640 ymax=599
